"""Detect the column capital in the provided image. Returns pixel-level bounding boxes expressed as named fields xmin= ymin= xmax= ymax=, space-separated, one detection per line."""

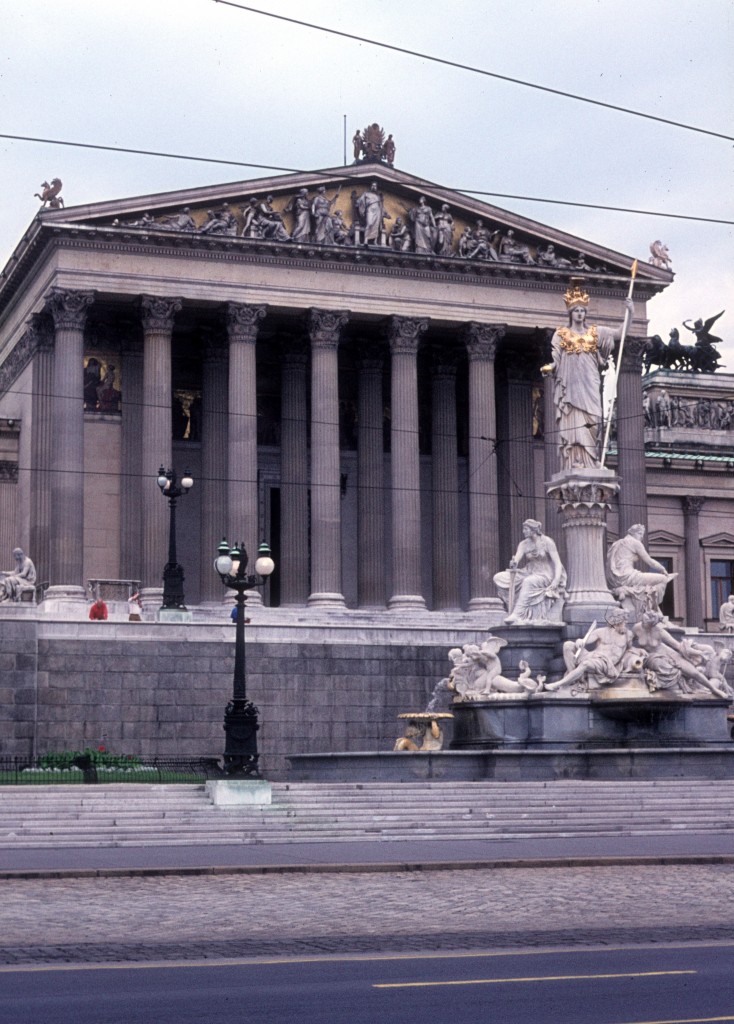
xmin=28 ymin=312 xmax=55 ymax=352
xmin=386 ymin=316 xmax=429 ymax=354
xmin=200 ymin=326 xmax=226 ymax=364
xmin=683 ymin=495 xmax=705 ymax=516
xmin=620 ymin=335 xmax=647 ymax=373
xmin=226 ymin=302 xmax=267 ymax=342
xmin=464 ymin=322 xmax=505 ymax=360
xmin=356 ymin=341 xmax=384 ymax=373
xmin=281 ymin=337 xmax=309 ymax=365
xmin=140 ymin=295 xmax=182 ymax=333
xmin=431 ymin=348 xmax=458 ymax=378
xmin=46 ymin=288 xmax=95 ymax=331
xmin=308 ymin=308 xmax=349 ymax=348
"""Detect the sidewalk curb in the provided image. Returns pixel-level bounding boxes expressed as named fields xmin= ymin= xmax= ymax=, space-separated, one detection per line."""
xmin=3 ymin=853 xmax=734 ymax=880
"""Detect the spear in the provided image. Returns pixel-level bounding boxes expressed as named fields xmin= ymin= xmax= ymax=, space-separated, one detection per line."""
xmin=600 ymin=259 xmax=638 ymax=467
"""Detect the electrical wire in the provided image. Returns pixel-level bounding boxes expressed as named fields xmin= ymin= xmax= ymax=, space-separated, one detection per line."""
xmin=212 ymin=0 xmax=734 ymax=143
xmin=1 ymin=132 xmax=732 ymax=226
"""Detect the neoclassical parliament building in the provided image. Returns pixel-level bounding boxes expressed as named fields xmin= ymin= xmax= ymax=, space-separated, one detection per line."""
xmin=1 ymin=151 xmax=734 ymax=762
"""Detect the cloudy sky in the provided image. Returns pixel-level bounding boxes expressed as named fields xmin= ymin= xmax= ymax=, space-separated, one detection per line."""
xmin=2 ymin=0 xmax=732 ymax=360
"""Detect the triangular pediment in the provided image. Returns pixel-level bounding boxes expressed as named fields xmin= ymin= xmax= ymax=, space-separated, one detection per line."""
xmin=32 ymin=164 xmax=669 ymax=284
xmin=701 ymin=532 xmax=734 ymax=548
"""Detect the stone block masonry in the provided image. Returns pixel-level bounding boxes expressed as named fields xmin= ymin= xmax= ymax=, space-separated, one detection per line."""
xmin=0 ymin=619 xmax=455 ymax=777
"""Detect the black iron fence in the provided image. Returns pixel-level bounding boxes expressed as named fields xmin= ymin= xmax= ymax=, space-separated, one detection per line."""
xmin=0 ymin=756 xmax=222 ymax=785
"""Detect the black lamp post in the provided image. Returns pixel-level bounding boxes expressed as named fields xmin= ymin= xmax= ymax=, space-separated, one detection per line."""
xmin=157 ymin=466 xmax=194 ymax=609
xmin=214 ymin=538 xmax=275 ymax=776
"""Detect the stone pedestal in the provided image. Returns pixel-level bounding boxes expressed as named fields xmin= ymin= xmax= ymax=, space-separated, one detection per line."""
xmin=450 ymin=694 xmax=731 ymax=750
xmin=205 ymin=779 xmax=272 ymax=806
xmin=547 ymin=468 xmax=619 ymax=626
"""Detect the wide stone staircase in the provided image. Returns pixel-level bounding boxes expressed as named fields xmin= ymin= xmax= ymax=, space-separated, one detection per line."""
xmin=1 ymin=779 xmax=734 ymax=848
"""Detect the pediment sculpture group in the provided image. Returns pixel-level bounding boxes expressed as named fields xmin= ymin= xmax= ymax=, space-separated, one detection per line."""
xmin=110 ymin=185 xmax=605 ymax=269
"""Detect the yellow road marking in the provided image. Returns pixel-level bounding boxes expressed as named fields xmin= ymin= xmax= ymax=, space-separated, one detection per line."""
xmin=374 ymin=969 xmax=696 ymax=989
xmin=612 ymin=1017 xmax=734 ymax=1024
xmin=1 ymin=941 xmax=731 ymax=973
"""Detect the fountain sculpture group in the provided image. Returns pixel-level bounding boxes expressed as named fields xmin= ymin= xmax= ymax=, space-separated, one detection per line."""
xmin=395 ymin=284 xmax=733 ymax=770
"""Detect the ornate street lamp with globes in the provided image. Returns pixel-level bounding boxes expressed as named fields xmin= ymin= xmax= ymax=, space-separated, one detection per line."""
xmin=157 ymin=466 xmax=194 ymax=610
xmin=214 ymin=538 xmax=275 ymax=776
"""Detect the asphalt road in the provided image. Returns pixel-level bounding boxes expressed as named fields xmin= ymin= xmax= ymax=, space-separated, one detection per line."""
xmin=2 ymin=943 xmax=734 ymax=1024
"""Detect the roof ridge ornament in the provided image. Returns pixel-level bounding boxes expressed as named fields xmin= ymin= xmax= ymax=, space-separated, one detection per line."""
xmin=352 ymin=124 xmax=395 ymax=167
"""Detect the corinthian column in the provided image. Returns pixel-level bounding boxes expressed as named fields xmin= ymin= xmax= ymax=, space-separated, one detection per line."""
xmin=387 ymin=315 xmax=429 ymax=611
xmin=683 ymin=496 xmax=705 ymax=629
xmin=46 ymin=288 xmax=94 ymax=605
xmin=280 ymin=340 xmax=310 ymax=606
xmin=120 ymin=334 xmax=143 ymax=584
xmin=357 ymin=347 xmax=385 ymax=607
xmin=464 ymin=322 xmax=504 ymax=611
xmin=431 ymin=352 xmax=460 ymax=609
xmin=140 ymin=296 xmax=181 ymax=599
xmin=29 ymin=314 xmax=55 ymax=587
xmin=199 ymin=330 xmax=228 ymax=603
xmin=616 ymin=336 xmax=648 ymax=535
xmin=307 ymin=308 xmax=349 ymax=608
xmin=226 ymin=303 xmax=266 ymax=603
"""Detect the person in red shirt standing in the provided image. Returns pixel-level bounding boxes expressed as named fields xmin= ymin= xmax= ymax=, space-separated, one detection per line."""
xmin=89 ymin=598 xmax=108 ymax=621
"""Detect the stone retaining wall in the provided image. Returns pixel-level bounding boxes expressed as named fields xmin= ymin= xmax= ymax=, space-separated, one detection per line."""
xmin=0 ymin=620 xmax=450 ymax=776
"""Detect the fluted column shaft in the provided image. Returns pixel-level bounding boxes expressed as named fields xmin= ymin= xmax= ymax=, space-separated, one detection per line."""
xmin=120 ymin=335 xmax=144 ymax=582
xmin=357 ymin=351 xmax=385 ymax=607
xmin=200 ymin=333 xmax=228 ymax=602
xmin=141 ymin=296 xmax=181 ymax=590
xmin=506 ymin=372 xmax=535 ymax=530
xmin=226 ymin=305 xmax=266 ymax=598
xmin=465 ymin=322 xmax=504 ymax=610
xmin=29 ymin=316 xmax=55 ymax=585
xmin=47 ymin=288 xmax=94 ymax=591
xmin=388 ymin=316 xmax=429 ymax=611
xmin=616 ymin=336 xmax=648 ymax=534
xmin=280 ymin=344 xmax=310 ymax=605
xmin=683 ymin=496 xmax=705 ymax=629
xmin=308 ymin=309 xmax=349 ymax=607
xmin=431 ymin=355 xmax=460 ymax=609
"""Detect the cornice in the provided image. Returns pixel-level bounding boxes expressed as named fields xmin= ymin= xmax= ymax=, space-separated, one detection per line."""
xmin=9 ymin=225 xmax=664 ymax=301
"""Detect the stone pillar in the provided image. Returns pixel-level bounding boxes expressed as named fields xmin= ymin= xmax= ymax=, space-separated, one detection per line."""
xmin=387 ymin=316 xmax=429 ymax=611
xmin=357 ymin=348 xmax=386 ymax=608
xmin=120 ymin=334 xmax=143 ymax=583
xmin=683 ymin=496 xmax=705 ymax=629
xmin=226 ymin=303 xmax=266 ymax=604
xmin=616 ymin=336 xmax=649 ymax=535
xmin=506 ymin=370 xmax=535 ymax=530
xmin=280 ymin=341 xmax=310 ymax=606
xmin=46 ymin=288 xmax=94 ymax=605
xmin=29 ymin=315 xmax=55 ymax=587
xmin=464 ymin=322 xmax=504 ymax=612
xmin=199 ymin=330 xmax=228 ymax=603
xmin=548 ymin=471 xmax=619 ymax=627
xmin=431 ymin=352 xmax=460 ymax=609
xmin=140 ymin=296 xmax=181 ymax=602
xmin=537 ymin=328 xmax=560 ymax=539
xmin=307 ymin=308 xmax=349 ymax=608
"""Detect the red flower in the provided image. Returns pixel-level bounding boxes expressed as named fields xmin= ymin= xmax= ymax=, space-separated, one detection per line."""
xmin=98 ymin=745 xmax=106 ymax=753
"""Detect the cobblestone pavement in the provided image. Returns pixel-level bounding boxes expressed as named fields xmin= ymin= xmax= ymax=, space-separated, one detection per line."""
xmin=2 ymin=864 xmax=734 ymax=964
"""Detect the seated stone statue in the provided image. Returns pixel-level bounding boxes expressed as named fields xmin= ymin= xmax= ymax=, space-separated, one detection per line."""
xmin=0 ymin=548 xmax=36 ymax=603
xmin=494 ymin=519 xmax=566 ymax=625
xmin=606 ymin=524 xmax=676 ymax=619
xmin=632 ymin=612 xmax=728 ymax=698
xmin=546 ymin=608 xmax=645 ymax=693
xmin=719 ymin=594 xmax=734 ymax=633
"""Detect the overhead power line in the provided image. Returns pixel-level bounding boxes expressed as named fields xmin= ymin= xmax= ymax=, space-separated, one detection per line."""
xmin=212 ymin=0 xmax=734 ymax=143
xmin=2 ymin=132 xmax=732 ymax=226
